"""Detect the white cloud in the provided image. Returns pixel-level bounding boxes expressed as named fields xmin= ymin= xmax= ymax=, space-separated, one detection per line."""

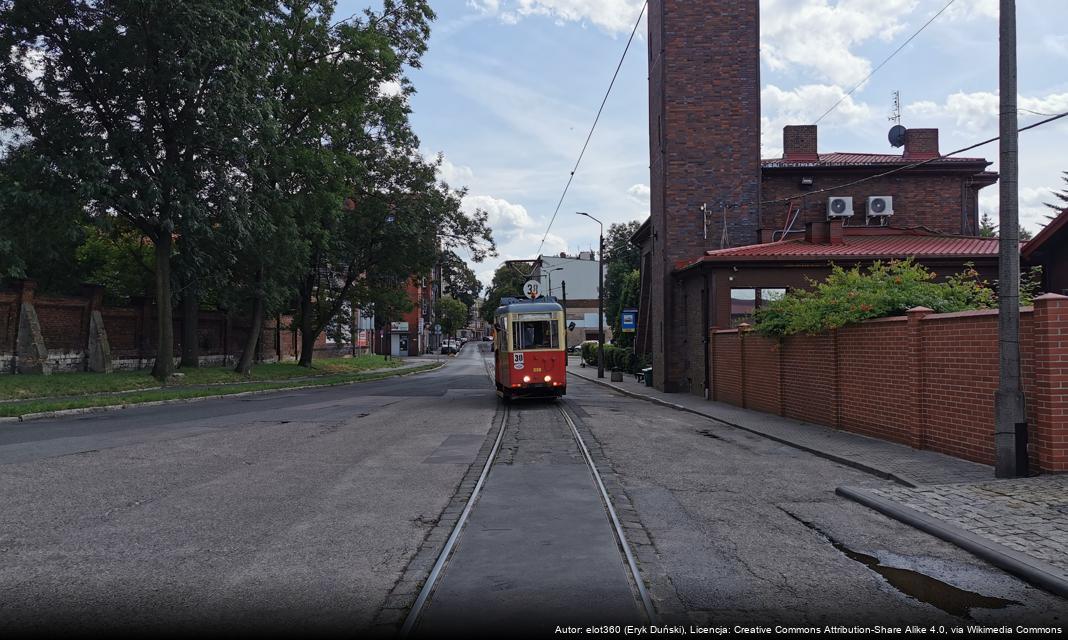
xmin=907 ymin=91 xmax=1068 ymax=132
xmin=979 ymin=184 xmax=1062 ymax=236
xmin=437 ymin=157 xmax=476 ymax=187
xmin=761 ymin=84 xmax=873 ymax=156
xmin=378 ymin=80 xmax=404 ymax=98
xmin=468 ymin=0 xmax=646 ymax=34
xmin=761 ymin=0 xmax=918 ymax=86
xmin=464 ymin=193 xmax=535 ymax=233
xmin=626 ymin=183 xmax=650 ymax=204
xmin=943 ymin=0 xmax=998 ymax=21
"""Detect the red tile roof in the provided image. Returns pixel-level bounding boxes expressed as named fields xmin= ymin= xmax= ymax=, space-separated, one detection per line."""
xmin=694 ymin=235 xmax=1002 ymax=264
xmin=762 ymin=152 xmax=988 ymax=169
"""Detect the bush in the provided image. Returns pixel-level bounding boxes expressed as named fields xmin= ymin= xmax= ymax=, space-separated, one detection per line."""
xmin=753 ymin=258 xmax=1040 ymax=337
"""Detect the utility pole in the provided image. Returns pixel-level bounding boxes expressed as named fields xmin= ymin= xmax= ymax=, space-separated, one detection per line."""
xmin=996 ymin=0 xmax=1027 ymax=478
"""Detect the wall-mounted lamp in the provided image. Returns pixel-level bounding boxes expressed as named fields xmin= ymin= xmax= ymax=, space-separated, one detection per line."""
xmin=800 ymin=177 xmax=814 ymax=187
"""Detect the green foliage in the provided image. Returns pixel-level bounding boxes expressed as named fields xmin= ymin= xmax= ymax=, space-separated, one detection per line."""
xmin=580 ymin=342 xmax=646 ymax=374
xmin=607 ymin=268 xmax=640 ymax=349
xmin=603 ymin=221 xmax=642 ymax=340
xmin=439 ymin=250 xmax=482 ymax=308
xmin=753 ymin=259 xmax=1001 ymax=337
xmin=74 ymin=227 xmax=155 ymax=304
xmin=978 ymin=212 xmax=1034 ymax=241
xmin=482 ymin=262 xmax=533 ymax=323
xmin=1046 ymin=171 xmax=1068 ymax=218
xmin=435 ymin=295 xmax=468 ymax=337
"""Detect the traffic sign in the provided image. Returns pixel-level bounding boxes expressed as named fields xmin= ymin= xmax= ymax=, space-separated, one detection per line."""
xmin=523 ymin=280 xmax=541 ymax=299
xmin=621 ymin=308 xmax=638 ymax=333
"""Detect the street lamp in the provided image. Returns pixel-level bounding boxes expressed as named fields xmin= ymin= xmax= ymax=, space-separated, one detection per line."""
xmin=542 ymin=267 xmax=563 ymax=298
xmin=576 ymin=211 xmax=605 ymax=379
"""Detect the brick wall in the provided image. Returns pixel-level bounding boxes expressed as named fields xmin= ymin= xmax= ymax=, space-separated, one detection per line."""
xmin=0 ymin=281 xmax=321 ymax=374
xmin=648 ymin=0 xmax=762 ymax=392
xmin=761 ymin=171 xmax=983 ymax=235
xmin=709 ymin=296 xmax=1068 ymax=472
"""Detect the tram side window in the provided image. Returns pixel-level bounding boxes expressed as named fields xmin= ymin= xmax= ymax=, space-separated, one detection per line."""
xmin=512 ymin=320 xmax=559 ymax=350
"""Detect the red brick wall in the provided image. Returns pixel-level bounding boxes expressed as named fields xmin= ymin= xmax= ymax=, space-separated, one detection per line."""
xmin=648 ymin=0 xmax=762 ymax=391
xmin=743 ymin=334 xmax=781 ymax=415
xmin=707 ymin=299 xmax=1068 ymax=472
xmin=711 ymin=330 xmax=743 ymax=407
xmin=781 ymin=333 xmax=838 ymax=428
xmin=838 ymin=319 xmax=912 ymax=445
xmin=761 ymin=171 xmax=982 ymax=235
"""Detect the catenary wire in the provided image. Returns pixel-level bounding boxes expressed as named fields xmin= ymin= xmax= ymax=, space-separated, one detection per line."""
xmin=536 ymin=0 xmax=648 ymax=257
xmin=813 ymin=0 xmax=957 ymax=125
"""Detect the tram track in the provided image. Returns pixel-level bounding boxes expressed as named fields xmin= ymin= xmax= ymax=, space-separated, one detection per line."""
xmin=399 ymin=369 xmax=657 ymax=634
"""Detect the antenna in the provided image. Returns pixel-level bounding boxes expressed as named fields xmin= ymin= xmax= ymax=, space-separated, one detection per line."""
xmin=888 ymin=90 xmax=902 ymax=125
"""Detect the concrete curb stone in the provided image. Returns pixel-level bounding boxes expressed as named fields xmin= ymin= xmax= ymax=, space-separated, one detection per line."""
xmin=836 ymin=485 xmax=1068 ymax=598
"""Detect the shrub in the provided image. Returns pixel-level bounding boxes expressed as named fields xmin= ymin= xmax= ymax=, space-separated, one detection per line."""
xmin=752 ymin=259 xmax=1015 ymax=337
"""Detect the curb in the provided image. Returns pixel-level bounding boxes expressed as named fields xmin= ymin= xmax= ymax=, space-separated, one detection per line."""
xmin=836 ymin=485 xmax=1068 ymax=598
xmin=0 ymin=362 xmax=444 ymax=424
xmin=568 ymin=368 xmax=918 ymax=488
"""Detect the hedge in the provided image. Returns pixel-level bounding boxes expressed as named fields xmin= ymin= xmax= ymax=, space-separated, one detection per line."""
xmin=580 ymin=341 xmax=647 ymax=374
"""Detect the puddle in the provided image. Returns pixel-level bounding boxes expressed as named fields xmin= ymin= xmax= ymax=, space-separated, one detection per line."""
xmin=783 ymin=508 xmax=1020 ymax=619
xmin=830 ymin=541 xmax=1019 ymax=618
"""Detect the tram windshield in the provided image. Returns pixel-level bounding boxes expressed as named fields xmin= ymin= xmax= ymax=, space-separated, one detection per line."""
xmin=511 ymin=318 xmax=559 ymax=350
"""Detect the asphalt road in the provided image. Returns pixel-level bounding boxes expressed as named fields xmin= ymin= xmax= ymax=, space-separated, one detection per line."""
xmin=1 ymin=344 xmax=1064 ymax=635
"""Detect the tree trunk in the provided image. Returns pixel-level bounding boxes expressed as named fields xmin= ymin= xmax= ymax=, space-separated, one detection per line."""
xmin=298 ymin=280 xmax=316 ymax=367
xmin=180 ymin=286 xmax=199 ymax=368
xmin=151 ymin=233 xmax=175 ymax=381
xmin=235 ymin=289 xmax=265 ymax=376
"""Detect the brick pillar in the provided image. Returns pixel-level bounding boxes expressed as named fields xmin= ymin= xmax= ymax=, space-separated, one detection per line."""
xmin=906 ymin=307 xmax=933 ymax=449
xmin=1032 ymin=293 xmax=1068 ymax=471
xmin=738 ymin=323 xmax=750 ymax=408
xmin=708 ymin=326 xmax=717 ymax=401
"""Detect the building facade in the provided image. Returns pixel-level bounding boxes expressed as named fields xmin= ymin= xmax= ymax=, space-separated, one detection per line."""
xmin=532 ymin=252 xmax=613 ymax=348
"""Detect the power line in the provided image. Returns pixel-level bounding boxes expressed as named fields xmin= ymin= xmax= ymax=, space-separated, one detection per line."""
xmin=766 ymin=109 xmax=1068 ymax=207
xmin=536 ymin=0 xmax=648 ymax=257
xmin=813 ymin=0 xmax=957 ymax=125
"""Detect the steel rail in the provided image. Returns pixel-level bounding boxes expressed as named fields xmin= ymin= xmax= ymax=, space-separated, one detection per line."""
xmin=558 ymin=404 xmax=659 ymax=625
xmin=399 ymin=403 xmax=509 ymax=637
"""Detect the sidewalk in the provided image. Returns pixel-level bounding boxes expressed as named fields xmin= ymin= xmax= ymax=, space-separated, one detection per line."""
xmin=567 ymin=359 xmax=1068 ymax=597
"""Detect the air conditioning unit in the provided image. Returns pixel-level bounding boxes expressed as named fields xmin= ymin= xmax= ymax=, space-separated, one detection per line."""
xmin=867 ymin=196 xmax=894 ymax=217
xmin=827 ymin=196 xmax=854 ymax=218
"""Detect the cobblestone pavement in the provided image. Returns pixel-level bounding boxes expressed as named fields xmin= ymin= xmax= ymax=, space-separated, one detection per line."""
xmin=868 ymin=476 xmax=1068 ymax=575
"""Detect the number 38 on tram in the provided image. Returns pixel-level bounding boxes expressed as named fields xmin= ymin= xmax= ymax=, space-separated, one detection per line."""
xmin=492 ymin=297 xmax=567 ymax=400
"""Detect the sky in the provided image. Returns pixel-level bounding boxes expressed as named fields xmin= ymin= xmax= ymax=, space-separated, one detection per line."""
xmin=338 ymin=0 xmax=1068 ymax=286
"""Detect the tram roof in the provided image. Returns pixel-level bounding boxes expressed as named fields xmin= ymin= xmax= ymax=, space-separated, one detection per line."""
xmin=495 ymin=297 xmax=563 ymax=315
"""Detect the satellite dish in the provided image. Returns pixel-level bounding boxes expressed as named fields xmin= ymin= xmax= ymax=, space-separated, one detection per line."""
xmin=888 ymin=124 xmax=907 ymax=148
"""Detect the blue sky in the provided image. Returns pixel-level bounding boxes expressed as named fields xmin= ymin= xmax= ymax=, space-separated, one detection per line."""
xmin=339 ymin=0 xmax=1068 ymax=284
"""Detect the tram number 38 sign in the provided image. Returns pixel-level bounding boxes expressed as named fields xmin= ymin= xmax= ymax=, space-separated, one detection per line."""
xmin=513 ymin=353 xmax=525 ymax=370
xmin=523 ymin=280 xmax=541 ymax=299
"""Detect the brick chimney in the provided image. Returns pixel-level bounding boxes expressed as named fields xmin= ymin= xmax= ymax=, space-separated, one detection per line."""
xmin=903 ymin=128 xmax=939 ymax=160
xmin=805 ymin=219 xmax=844 ymax=245
xmin=783 ymin=125 xmax=818 ymax=161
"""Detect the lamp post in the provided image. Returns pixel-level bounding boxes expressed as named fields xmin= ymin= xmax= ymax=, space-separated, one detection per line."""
xmin=576 ymin=212 xmax=605 ymax=379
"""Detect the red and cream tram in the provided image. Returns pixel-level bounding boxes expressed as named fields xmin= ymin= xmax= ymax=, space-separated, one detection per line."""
xmin=493 ymin=297 xmax=567 ymax=400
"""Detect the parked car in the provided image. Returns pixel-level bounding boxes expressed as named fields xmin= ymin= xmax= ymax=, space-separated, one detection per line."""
xmin=440 ymin=341 xmax=456 ymax=355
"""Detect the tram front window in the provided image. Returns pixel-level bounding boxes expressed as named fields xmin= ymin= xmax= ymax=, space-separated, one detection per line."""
xmin=512 ymin=320 xmax=559 ymax=350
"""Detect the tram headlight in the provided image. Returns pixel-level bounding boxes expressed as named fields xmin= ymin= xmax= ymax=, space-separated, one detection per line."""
xmin=544 ymin=375 xmax=552 ymax=382
xmin=522 ymin=375 xmax=531 ymax=383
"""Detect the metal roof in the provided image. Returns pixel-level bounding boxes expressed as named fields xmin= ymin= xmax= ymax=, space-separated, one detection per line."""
xmin=762 ymin=152 xmax=988 ymax=169
xmin=1021 ymin=207 xmax=1068 ymax=259
xmin=695 ymin=235 xmax=1002 ymax=263
xmin=496 ymin=298 xmax=563 ymax=315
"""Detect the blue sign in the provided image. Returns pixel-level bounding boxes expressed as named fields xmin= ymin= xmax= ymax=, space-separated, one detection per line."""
xmin=621 ymin=308 xmax=638 ymax=333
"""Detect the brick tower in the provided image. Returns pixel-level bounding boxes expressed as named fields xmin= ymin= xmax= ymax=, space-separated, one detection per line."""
xmin=648 ymin=0 xmax=761 ymax=392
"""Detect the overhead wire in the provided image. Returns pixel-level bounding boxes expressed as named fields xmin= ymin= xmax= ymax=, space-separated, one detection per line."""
xmin=813 ymin=0 xmax=957 ymax=125
xmin=535 ymin=0 xmax=648 ymax=258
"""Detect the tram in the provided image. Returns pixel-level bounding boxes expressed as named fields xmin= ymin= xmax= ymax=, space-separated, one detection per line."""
xmin=493 ymin=296 xmax=567 ymax=400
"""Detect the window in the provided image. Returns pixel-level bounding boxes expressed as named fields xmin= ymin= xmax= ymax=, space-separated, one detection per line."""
xmin=512 ymin=319 xmax=559 ymax=350
xmin=730 ymin=288 xmax=787 ymax=327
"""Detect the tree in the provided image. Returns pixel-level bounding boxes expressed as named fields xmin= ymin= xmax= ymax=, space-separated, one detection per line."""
xmin=481 ymin=261 xmax=533 ymax=323
xmin=608 ymin=269 xmax=640 ymax=349
xmin=978 ymin=212 xmax=1033 ymax=241
xmin=435 ymin=296 xmax=468 ymax=339
xmin=1 ymin=0 xmax=272 ymax=380
xmin=439 ymin=250 xmax=482 ymax=308
xmin=602 ymin=220 xmax=642 ymax=339
xmin=1045 ymin=171 xmax=1068 ymax=217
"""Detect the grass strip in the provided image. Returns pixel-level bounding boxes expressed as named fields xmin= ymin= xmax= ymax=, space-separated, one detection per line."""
xmin=0 ymin=355 xmax=401 ymax=401
xmin=0 ymin=363 xmax=439 ymax=419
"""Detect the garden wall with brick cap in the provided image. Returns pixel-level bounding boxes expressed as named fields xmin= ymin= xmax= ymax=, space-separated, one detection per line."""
xmin=708 ymin=294 xmax=1068 ymax=472
xmin=0 ymin=279 xmax=331 ymax=374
